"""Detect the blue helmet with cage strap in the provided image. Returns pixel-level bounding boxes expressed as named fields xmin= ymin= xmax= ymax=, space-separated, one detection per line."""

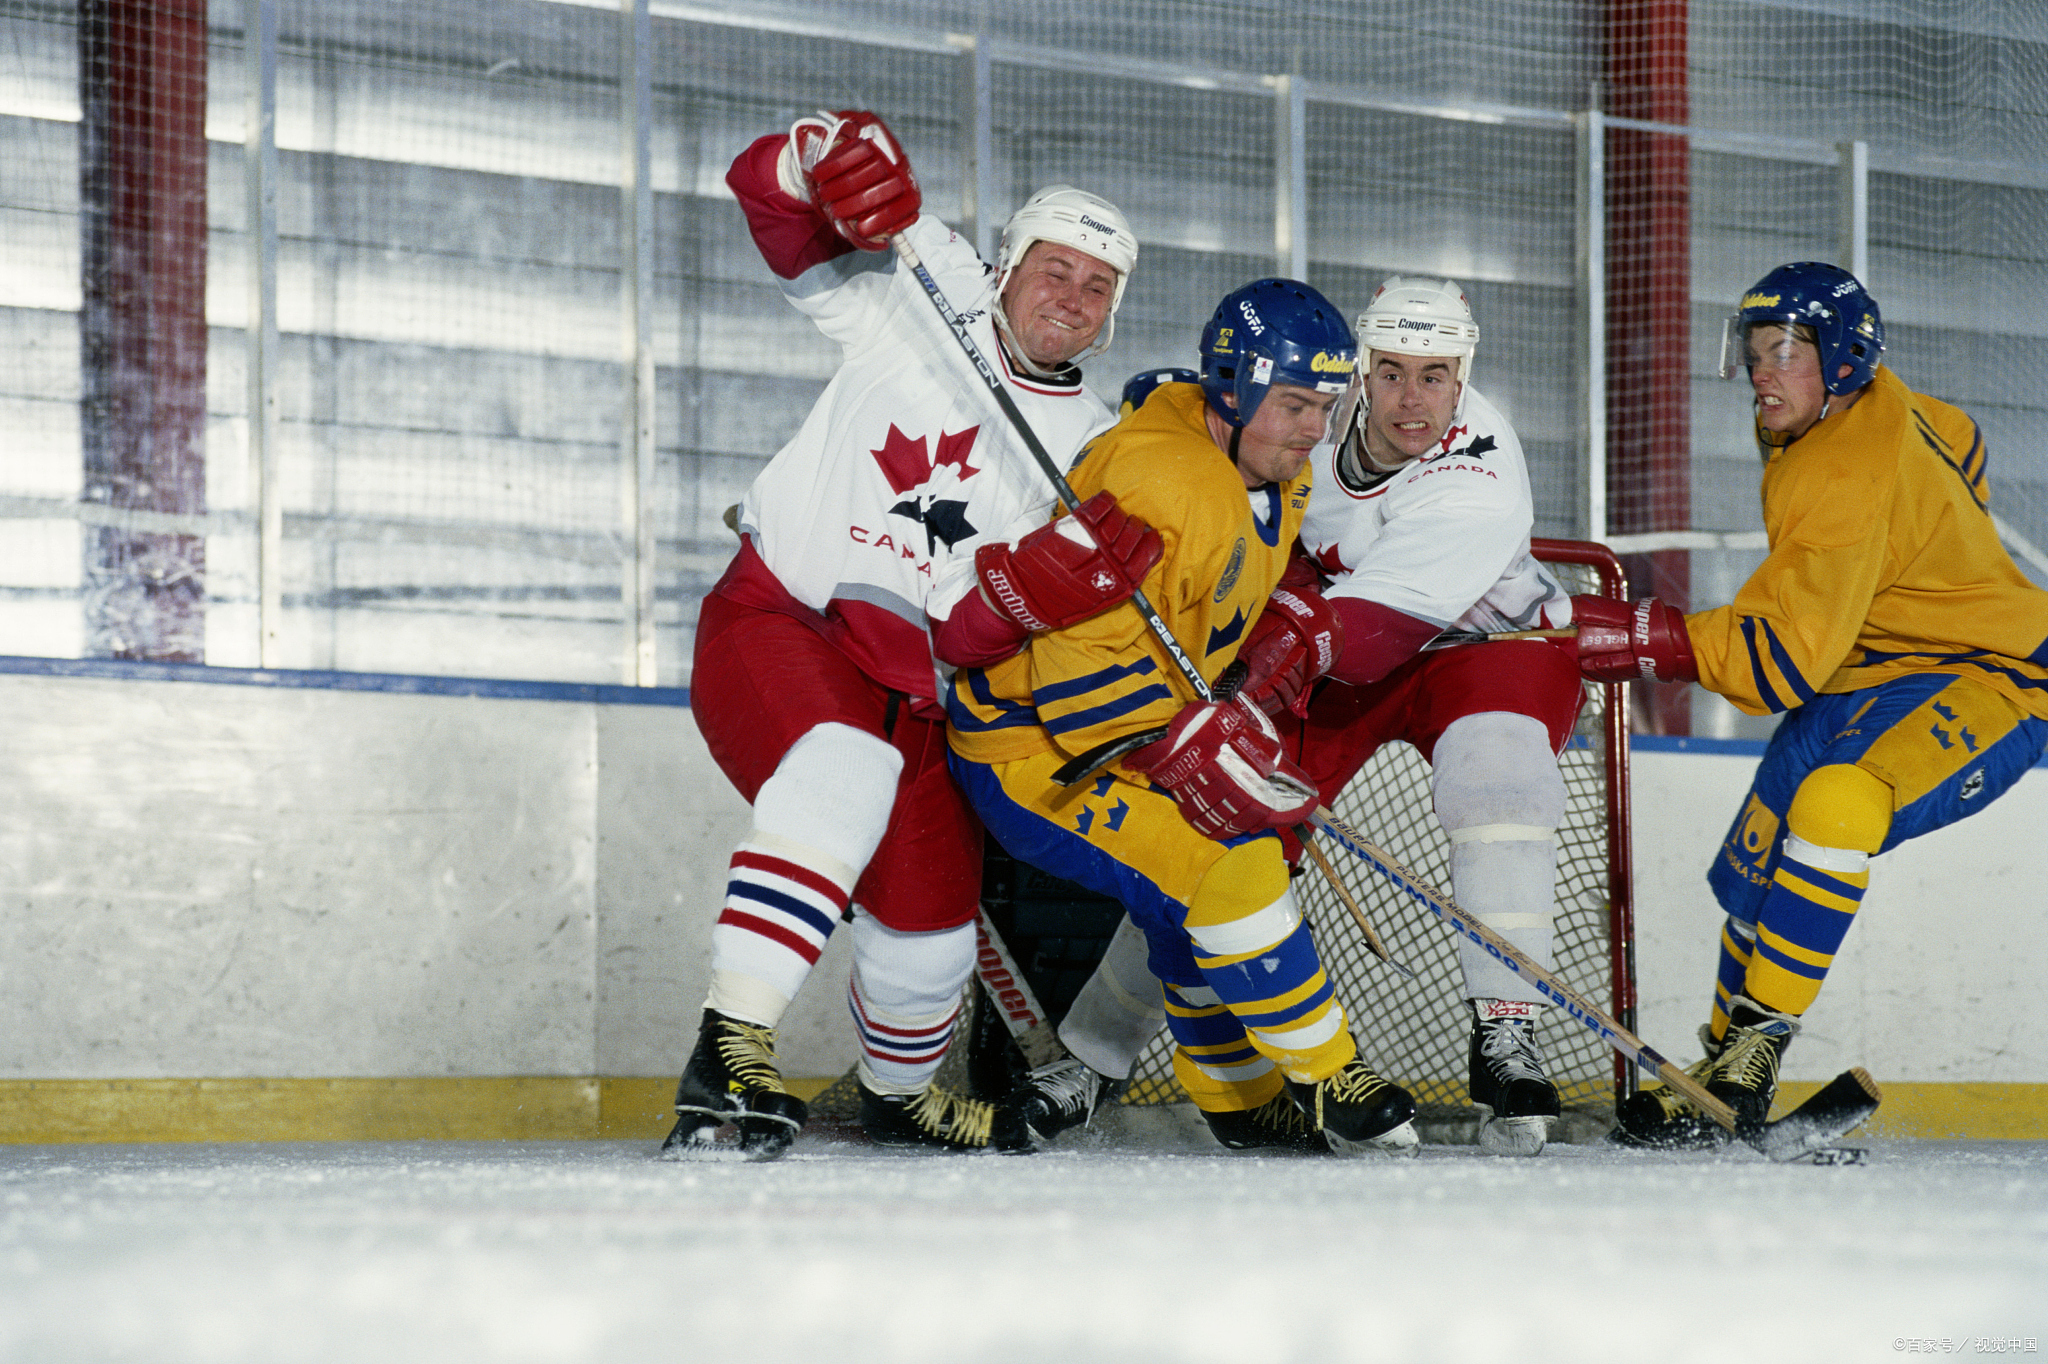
xmin=1199 ymin=279 xmax=1357 ymax=428
xmin=1719 ymin=262 xmax=1884 ymax=396
xmin=1119 ymin=367 xmax=1198 ymax=418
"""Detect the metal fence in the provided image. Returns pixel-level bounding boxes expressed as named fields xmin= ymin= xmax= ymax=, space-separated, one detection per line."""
xmin=4 ymin=1 xmax=2045 ymax=733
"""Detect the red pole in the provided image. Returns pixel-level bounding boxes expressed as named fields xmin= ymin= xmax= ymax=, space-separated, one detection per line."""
xmin=79 ymin=0 xmax=210 ymax=661
xmin=1605 ymin=0 xmax=1691 ymax=735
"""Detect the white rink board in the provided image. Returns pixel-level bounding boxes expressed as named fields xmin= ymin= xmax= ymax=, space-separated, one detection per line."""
xmin=1 ymin=668 xmax=2043 ymax=1085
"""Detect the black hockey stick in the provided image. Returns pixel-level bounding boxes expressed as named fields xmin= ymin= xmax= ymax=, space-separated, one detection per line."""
xmin=1307 ymin=801 xmax=1882 ymax=1160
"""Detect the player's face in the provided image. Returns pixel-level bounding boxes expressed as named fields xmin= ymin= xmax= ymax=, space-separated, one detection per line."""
xmin=1361 ymin=352 xmax=1461 ymax=464
xmin=1743 ymin=325 xmax=1831 ymax=438
xmin=1231 ymin=382 xmax=1341 ymax=488
xmin=999 ymin=241 xmax=1118 ymax=370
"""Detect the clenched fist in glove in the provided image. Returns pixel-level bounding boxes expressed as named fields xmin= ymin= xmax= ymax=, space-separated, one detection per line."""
xmin=778 ymin=110 xmax=921 ymax=248
xmin=1127 ymin=696 xmax=1319 ymax=840
xmin=1235 ymin=584 xmax=1344 ymax=718
xmin=975 ymin=491 xmax=1163 ymax=634
xmin=1571 ymin=594 xmax=1698 ymax=684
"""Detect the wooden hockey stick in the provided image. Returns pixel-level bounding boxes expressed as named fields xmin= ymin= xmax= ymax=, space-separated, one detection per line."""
xmin=1307 ymin=801 xmax=1881 ymax=1160
xmin=973 ymin=909 xmax=1065 ymax=1068
xmin=1433 ymin=626 xmax=1576 ymax=645
xmin=893 ymin=233 xmax=1411 ymax=979
xmin=1302 ymin=835 xmax=1415 ymax=980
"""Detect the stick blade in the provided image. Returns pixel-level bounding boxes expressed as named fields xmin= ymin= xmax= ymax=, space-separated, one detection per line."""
xmin=1751 ymin=1067 xmax=1882 ymax=1162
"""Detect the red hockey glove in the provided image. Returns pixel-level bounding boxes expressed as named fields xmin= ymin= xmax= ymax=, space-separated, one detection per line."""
xmin=975 ymin=491 xmax=1164 ymax=634
xmin=1127 ymin=696 xmax=1319 ymax=841
xmin=1571 ymin=594 xmax=1698 ymax=684
xmin=785 ymin=110 xmax=921 ymax=248
xmin=1236 ymin=584 xmax=1344 ymax=719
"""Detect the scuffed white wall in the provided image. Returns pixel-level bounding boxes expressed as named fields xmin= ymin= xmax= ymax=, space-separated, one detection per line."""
xmin=2 ymin=670 xmax=2042 ymax=1085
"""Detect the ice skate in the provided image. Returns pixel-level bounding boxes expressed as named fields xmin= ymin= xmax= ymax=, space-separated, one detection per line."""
xmin=858 ymin=1081 xmax=1033 ymax=1152
xmin=1468 ymin=1005 xmax=1562 ymax=1157
xmin=661 ymin=1010 xmax=808 ymax=1162
xmin=1283 ymin=1056 xmax=1419 ymax=1156
xmin=1610 ymin=999 xmax=1798 ymax=1149
xmin=1016 ymin=1056 xmax=1123 ymax=1147
xmin=1200 ymin=1091 xmax=1331 ymax=1154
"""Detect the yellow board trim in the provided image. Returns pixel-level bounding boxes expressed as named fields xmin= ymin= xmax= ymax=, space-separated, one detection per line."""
xmin=5 ymin=1076 xmax=2046 ymax=1143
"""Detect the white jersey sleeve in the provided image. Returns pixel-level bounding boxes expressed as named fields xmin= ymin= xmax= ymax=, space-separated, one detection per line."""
xmin=1300 ymin=385 xmax=1566 ymax=634
xmin=737 ymin=213 xmax=1115 ymax=703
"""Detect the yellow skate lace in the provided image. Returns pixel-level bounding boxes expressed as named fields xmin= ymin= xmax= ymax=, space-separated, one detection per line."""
xmin=905 ymin=1085 xmax=996 ymax=1147
xmin=1707 ymin=1025 xmax=1783 ymax=1095
xmin=713 ymin=1020 xmax=791 ymax=1096
xmin=1249 ymin=1093 xmax=1320 ymax=1139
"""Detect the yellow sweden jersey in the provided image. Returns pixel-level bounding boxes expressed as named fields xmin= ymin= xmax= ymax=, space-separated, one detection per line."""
xmin=1689 ymin=365 xmax=2048 ymax=719
xmin=947 ymin=382 xmax=1312 ymax=766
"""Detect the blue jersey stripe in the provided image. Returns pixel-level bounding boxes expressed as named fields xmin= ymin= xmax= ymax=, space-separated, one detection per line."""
xmin=1043 ymin=683 xmax=1176 ymax=736
xmin=1741 ymin=616 xmax=1788 ymax=714
xmin=1758 ymin=617 xmax=1817 ymax=704
xmin=1035 ymin=654 xmax=1159 ymax=706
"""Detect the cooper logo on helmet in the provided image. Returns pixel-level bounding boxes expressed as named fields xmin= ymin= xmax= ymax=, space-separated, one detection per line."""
xmin=1078 ymin=214 xmax=1118 ymax=238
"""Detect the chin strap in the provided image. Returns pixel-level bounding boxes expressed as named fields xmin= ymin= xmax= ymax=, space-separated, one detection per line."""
xmin=1227 ymin=423 xmax=1243 ymax=465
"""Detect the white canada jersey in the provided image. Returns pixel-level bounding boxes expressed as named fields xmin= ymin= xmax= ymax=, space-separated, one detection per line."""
xmin=738 ymin=213 xmax=1114 ymax=701
xmin=1300 ymin=385 xmax=1567 ymax=634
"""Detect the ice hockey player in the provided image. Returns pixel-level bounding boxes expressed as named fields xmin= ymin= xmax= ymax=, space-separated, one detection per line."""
xmin=1016 ymin=277 xmax=1586 ymax=1156
xmin=1574 ymin=262 xmax=2048 ymax=1148
xmin=665 ymin=110 xmax=1157 ymax=1160
xmin=948 ymin=279 xmax=1424 ymax=1158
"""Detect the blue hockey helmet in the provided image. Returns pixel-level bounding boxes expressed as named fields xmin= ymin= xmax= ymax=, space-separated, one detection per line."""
xmin=1719 ymin=262 xmax=1884 ymax=396
xmin=1198 ymin=279 xmax=1357 ymax=428
xmin=1119 ymin=366 xmax=1198 ymax=418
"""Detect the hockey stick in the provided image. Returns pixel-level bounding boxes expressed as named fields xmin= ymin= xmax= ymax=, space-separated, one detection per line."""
xmin=893 ymin=232 xmax=1410 ymax=979
xmin=1433 ymin=626 xmax=1575 ymax=645
xmin=1301 ymin=835 xmax=1414 ymax=980
xmin=973 ymin=909 xmax=1065 ymax=1068
xmin=1307 ymin=801 xmax=1881 ymax=1160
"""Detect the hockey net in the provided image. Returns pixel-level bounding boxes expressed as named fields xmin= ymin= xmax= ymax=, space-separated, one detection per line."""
xmin=1121 ymin=538 xmax=1635 ymax=1137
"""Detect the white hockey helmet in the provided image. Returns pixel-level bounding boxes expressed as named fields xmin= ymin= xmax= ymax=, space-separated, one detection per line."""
xmin=1355 ymin=275 xmax=1481 ymax=386
xmin=993 ymin=186 xmax=1138 ymax=364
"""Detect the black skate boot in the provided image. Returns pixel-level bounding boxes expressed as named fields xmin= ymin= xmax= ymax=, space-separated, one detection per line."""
xmin=1705 ymin=996 xmax=1799 ymax=1139
xmin=1016 ymin=1056 xmax=1124 ymax=1148
xmin=1467 ymin=1003 xmax=1562 ymax=1157
xmin=1608 ymin=1026 xmax=1726 ymax=1151
xmin=1200 ymin=1091 xmax=1331 ymax=1154
xmin=660 ymin=1010 xmax=808 ymax=1162
xmin=1283 ymin=1056 xmax=1419 ymax=1156
xmin=858 ymin=1081 xmax=1033 ymax=1153
xmin=1609 ymin=998 xmax=1799 ymax=1150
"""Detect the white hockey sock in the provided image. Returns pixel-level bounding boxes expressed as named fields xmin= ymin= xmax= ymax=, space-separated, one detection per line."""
xmin=846 ymin=908 xmax=976 ymax=1095
xmin=704 ymin=722 xmax=901 ymax=1028
xmin=1057 ymin=915 xmax=1168 ymax=1080
xmin=1433 ymin=712 xmax=1565 ymax=1007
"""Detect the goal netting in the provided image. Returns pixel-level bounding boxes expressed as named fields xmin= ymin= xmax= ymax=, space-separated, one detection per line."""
xmin=1116 ymin=539 xmax=1635 ymax=1139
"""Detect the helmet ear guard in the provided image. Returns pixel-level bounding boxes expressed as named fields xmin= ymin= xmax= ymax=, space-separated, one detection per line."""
xmin=1198 ymin=278 xmax=1357 ymax=429
xmin=1719 ymin=261 xmax=1884 ymax=395
xmin=992 ymin=186 xmax=1137 ymax=370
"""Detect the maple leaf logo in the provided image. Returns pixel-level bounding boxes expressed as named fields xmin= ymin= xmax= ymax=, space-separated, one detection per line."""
xmin=1310 ymin=540 xmax=1349 ymax=578
xmin=871 ymin=423 xmax=984 ymax=554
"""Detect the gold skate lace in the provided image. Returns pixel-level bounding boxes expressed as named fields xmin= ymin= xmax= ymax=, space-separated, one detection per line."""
xmin=713 ymin=1020 xmax=792 ymax=1095
xmin=905 ymin=1086 xmax=995 ymax=1147
xmin=1707 ymin=1026 xmax=1783 ymax=1093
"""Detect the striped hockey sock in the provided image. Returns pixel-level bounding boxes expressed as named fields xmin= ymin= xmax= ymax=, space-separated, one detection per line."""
xmin=706 ymin=835 xmax=852 ymax=1027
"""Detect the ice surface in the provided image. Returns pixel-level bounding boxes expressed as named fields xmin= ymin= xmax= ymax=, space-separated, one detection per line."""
xmin=2 ymin=1121 xmax=2044 ymax=1364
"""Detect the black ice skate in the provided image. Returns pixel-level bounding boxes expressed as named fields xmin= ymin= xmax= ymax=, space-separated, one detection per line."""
xmin=1016 ymin=1056 xmax=1124 ymax=1147
xmin=858 ymin=1080 xmax=1033 ymax=1153
xmin=1200 ymin=1091 xmax=1331 ymax=1154
xmin=1467 ymin=1004 xmax=1562 ymax=1157
xmin=1283 ymin=1056 xmax=1419 ymax=1156
xmin=1609 ymin=998 xmax=1799 ymax=1150
xmin=661 ymin=1010 xmax=808 ymax=1162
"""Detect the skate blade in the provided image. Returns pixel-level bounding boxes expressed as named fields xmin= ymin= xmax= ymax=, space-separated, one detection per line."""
xmin=1326 ymin=1118 xmax=1420 ymax=1158
xmin=659 ymin=1108 xmax=797 ymax=1163
xmin=1475 ymin=1113 xmax=1550 ymax=1157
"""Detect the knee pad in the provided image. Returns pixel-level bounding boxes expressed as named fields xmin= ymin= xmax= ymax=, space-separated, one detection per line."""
xmin=751 ymin=722 xmax=903 ymax=876
xmin=1431 ymin=712 xmax=1567 ymax=834
xmin=1184 ymin=840 xmax=1297 ymax=957
xmin=1785 ymin=763 xmax=1892 ymax=863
